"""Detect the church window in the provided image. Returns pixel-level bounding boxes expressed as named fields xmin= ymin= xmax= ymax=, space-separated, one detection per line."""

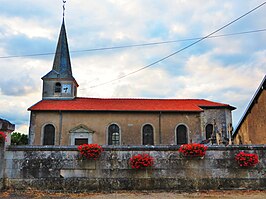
xmin=108 ymin=124 xmax=120 ymax=145
xmin=43 ymin=124 xmax=55 ymax=145
xmin=206 ymin=124 xmax=213 ymax=140
xmin=55 ymin=82 xmax=61 ymax=93
xmin=176 ymin=124 xmax=188 ymax=145
xmin=142 ymin=124 xmax=154 ymax=145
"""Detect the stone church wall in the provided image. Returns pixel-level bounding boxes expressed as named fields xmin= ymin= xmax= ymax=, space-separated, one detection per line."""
xmin=1 ymin=145 xmax=266 ymax=191
xmin=200 ymin=108 xmax=232 ymax=140
xmin=30 ymin=111 xmax=202 ymax=145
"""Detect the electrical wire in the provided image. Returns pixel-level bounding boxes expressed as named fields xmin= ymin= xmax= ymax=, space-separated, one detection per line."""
xmin=89 ymin=1 xmax=266 ymax=88
xmin=0 ymin=28 xmax=266 ymax=59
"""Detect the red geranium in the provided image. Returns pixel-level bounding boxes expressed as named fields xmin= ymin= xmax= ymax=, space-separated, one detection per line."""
xmin=77 ymin=144 xmax=103 ymax=160
xmin=0 ymin=131 xmax=7 ymax=143
xmin=129 ymin=153 xmax=154 ymax=169
xmin=235 ymin=152 xmax=259 ymax=167
xmin=179 ymin=143 xmax=208 ymax=157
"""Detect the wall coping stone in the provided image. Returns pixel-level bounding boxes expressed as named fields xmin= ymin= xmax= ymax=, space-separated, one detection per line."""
xmin=6 ymin=144 xmax=266 ymax=152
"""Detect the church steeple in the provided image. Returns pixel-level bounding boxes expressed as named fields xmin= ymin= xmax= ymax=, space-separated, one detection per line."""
xmin=42 ymin=19 xmax=78 ymax=100
xmin=52 ymin=19 xmax=72 ymax=78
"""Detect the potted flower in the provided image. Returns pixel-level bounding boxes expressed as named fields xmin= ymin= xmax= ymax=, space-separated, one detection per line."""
xmin=129 ymin=153 xmax=154 ymax=169
xmin=235 ymin=151 xmax=259 ymax=167
xmin=0 ymin=131 xmax=7 ymax=144
xmin=178 ymin=143 xmax=208 ymax=158
xmin=77 ymin=143 xmax=103 ymax=160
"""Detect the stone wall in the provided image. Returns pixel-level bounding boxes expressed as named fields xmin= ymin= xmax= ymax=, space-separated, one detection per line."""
xmin=0 ymin=143 xmax=4 ymax=190
xmin=1 ymin=145 xmax=266 ymax=192
xmin=200 ymin=108 xmax=232 ymax=139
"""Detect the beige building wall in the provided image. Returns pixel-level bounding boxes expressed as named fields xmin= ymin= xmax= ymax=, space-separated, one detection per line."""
xmin=234 ymin=90 xmax=266 ymax=144
xmin=31 ymin=111 xmax=201 ymax=145
xmin=160 ymin=112 xmax=201 ymax=144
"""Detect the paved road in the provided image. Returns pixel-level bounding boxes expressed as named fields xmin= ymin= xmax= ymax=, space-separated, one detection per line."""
xmin=1 ymin=190 xmax=266 ymax=198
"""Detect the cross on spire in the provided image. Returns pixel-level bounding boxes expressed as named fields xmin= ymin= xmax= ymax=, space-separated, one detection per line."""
xmin=63 ymin=0 xmax=66 ymax=18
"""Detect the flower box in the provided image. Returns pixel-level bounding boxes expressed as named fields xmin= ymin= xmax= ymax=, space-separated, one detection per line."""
xmin=178 ymin=143 xmax=208 ymax=158
xmin=77 ymin=143 xmax=103 ymax=160
xmin=235 ymin=152 xmax=259 ymax=167
xmin=129 ymin=153 xmax=154 ymax=170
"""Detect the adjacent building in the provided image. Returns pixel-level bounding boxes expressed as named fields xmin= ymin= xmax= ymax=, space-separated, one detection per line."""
xmin=233 ymin=75 xmax=266 ymax=144
xmin=0 ymin=118 xmax=15 ymax=145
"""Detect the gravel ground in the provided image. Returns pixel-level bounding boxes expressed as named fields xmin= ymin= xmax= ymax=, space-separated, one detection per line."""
xmin=0 ymin=190 xmax=266 ymax=199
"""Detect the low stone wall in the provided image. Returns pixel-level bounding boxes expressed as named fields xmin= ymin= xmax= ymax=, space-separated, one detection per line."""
xmin=1 ymin=145 xmax=266 ymax=192
xmin=0 ymin=143 xmax=4 ymax=190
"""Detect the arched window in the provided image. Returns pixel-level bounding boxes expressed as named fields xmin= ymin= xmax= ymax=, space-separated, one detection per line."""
xmin=55 ymin=82 xmax=61 ymax=93
xmin=205 ymin=124 xmax=213 ymax=140
xmin=108 ymin=124 xmax=120 ymax=145
xmin=43 ymin=124 xmax=55 ymax=145
xmin=142 ymin=124 xmax=154 ymax=145
xmin=176 ymin=124 xmax=188 ymax=145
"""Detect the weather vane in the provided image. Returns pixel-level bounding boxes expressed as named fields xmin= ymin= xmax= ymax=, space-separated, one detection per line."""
xmin=62 ymin=0 xmax=67 ymax=17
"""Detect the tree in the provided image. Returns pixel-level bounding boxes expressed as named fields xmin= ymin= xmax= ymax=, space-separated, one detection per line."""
xmin=11 ymin=132 xmax=28 ymax=145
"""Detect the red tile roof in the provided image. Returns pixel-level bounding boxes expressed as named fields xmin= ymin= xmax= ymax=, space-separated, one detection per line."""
xmin=28 ymin=97 xmax=235 ymax=112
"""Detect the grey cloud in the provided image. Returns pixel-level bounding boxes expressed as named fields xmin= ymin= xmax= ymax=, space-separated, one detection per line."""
xmin=0 ymin=74 xmax=39 ymax=96
xmin=1 ymin=34 xmax=55 ymax=60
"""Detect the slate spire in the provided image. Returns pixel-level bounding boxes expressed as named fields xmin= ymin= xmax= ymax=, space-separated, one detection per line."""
xmin=52 ymin=18 xmax=72 ymax=78
xmin=42 ymin=18 xmax=75 ymax=80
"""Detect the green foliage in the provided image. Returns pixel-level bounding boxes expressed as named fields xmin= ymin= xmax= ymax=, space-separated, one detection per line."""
xmin=11 ymin=132 xmax=28 ymax=145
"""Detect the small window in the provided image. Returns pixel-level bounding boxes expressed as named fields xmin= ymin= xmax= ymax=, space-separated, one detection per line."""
xmin=142 ymin=124 xmax=154 ymax=145
xmin=43 ymin=124 xmax=55 ymax=145
xmin=108 ymin=124 xmax=120 ymax=145
xmin=206 ymin=124 xmax=213 ymax=140
xmin=75 ymin=138 xmax=88 ymax=145
xmin=55 ymin=82 xmax=61 ymax=93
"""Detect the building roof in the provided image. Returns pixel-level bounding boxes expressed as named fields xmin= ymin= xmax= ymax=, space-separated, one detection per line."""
xmin=42 ymin=19 xmax=74 ymax=80
xmin=28 ymin=97 xmax=235 ymax=112
xmin=0 ymin=118 xmax=15 ymax=132
xmin=233 ymin=75 xmax=266 ymax=137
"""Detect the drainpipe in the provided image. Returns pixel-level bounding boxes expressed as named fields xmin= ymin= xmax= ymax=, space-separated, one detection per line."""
xmin=59 ymin=111 xmax=63 ymax=145
xmin=159 ymin=111 xmax=162 ymax=144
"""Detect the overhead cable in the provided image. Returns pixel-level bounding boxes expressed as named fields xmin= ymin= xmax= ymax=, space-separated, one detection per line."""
xmin=0 ymin=28 xmax=266 ymax=59
xmin=90 ymin=1 xmax=266 ymax=88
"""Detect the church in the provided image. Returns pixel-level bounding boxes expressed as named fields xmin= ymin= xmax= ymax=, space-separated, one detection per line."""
xmin=28 ymin=19 xmax=235 ymax=146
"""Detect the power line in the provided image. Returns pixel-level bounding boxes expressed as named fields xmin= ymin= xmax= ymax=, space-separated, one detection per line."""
xmin=0 ymin=28 xmax=266 ymax=59
xmin=90 ymin=1 xmax=266 ymax=88
xmin=73 ymin=28 xmax=266 ymax=52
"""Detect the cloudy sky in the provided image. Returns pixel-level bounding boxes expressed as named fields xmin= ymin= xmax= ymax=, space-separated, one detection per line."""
xmin=0 ymin=0 xmax=266 ymax=134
